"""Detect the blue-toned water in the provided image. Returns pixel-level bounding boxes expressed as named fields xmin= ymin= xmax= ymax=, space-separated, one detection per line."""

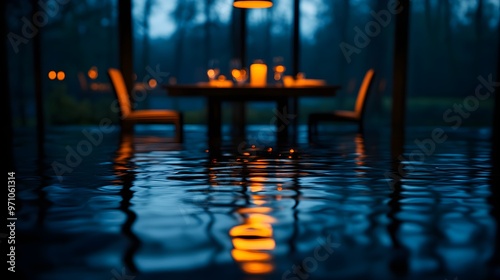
xmin=12 ymin=124 xmax=500 ymax=280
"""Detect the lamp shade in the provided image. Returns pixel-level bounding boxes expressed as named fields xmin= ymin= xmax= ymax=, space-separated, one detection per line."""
xmin=233 ymin=0 xmax=273 ymax=8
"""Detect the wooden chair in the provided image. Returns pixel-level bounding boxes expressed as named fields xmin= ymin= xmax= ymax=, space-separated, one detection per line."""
xmin=107 ymin=68 xmax=183 ymax=142
xmin=308 ymin=68 xmax=375 ymax=141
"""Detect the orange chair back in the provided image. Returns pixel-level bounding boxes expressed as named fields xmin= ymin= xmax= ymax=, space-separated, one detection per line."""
xmin=108 ymin=68 xmax=132 ymax=117
xmin=354 ymin=68 xmax=375 ymax=118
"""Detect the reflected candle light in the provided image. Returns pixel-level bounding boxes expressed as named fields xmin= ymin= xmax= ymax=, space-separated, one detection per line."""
xmin=250 ymin=61 xmax=267 ymax=87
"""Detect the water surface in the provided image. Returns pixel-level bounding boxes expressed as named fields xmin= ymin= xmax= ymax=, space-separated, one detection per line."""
xmin=13 ymin=124 xmax=500 ymax=280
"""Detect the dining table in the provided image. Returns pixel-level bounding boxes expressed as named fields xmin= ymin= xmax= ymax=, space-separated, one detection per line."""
xmin=164 ymin=82 xmax=341 ymax=148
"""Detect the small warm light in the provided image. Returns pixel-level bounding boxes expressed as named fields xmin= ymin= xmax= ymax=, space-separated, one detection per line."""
xmin=148 ymin=78 xmax=157 ymax=88
xmin=250 ymin=61 xmax=267 ymax=87
xmin=48 ymin=71 xmax=56 ymax=80
xmin=267 ymin=147 xmax=273 ymax=153
xmin=207 ymin=69 xmax=217 ymax=80
xmin=233 ymin=0 xmax=273 ymax=8
xmin=57 ymin=71 xmax=65 ymax=81
xmin=289 ymin=149 xmax=295 ymax=153
xmin=232 ymin=69 xmax=241 ymax=79
xmin=88 ymin=67 xmax=98 ymax=80
xmin=231 ymin=68 xmax=248 ymax=85
xmin=274 ymin=65 xmax=285 ymax=73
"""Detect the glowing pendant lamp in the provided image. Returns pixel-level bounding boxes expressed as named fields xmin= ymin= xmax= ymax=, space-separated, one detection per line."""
xmin=233 ymin=0 xmax=273 ymax=8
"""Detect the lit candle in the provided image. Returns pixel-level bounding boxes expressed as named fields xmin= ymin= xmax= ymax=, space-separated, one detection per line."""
xmin=250 ymin=61 xmax=267 ymax=87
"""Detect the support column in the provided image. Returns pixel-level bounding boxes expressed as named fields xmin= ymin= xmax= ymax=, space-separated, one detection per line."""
xmin=391 ymin=0 xmax=410 ymax=163
xmin=32 ymin=0 xmax=45 ymax=161
xmin=232 ymin=8 xmax=247 ymax=145
xmin=2 ymin=0 xmax=13 ymax=168
xmin=119 ymin=0 xmax=134 ymax=93
xmin=291 ymin=0 xmax=300 ymax=143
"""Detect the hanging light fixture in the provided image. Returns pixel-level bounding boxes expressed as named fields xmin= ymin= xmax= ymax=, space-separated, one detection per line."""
xmin=233 ymin=0 xmax=273 ymax=9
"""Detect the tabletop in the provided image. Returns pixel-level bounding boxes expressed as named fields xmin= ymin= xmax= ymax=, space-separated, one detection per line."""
xmin=164 ymin=84 xmax=341 ymax=100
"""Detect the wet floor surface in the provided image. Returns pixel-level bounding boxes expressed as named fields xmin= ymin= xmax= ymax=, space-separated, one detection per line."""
xmin=12 ymin=124 xmax=500 ymax=280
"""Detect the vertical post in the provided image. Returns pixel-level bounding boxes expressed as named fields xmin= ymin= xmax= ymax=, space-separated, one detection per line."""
xmin=239 ymin=9 xmax=247 ymax=67
xmin=391 ymin=0 xmax=410 ymax=162
xmin=2 ymin=0 xmax=13 ymax=169
xmin=119 ymin=0 xmax=134 ymax=93
xmin=291 ymin=0 xmax=300 ymax=143
xmin=232 ymin=6 xmax=246 ymax=65
xmin=32 ymin=0 xmax=45 ymax=160
xmin=232 ymin=8 xmax=247 ymax=144
xmin=292 ymin=0 xmax=300 ymax=77
xmin=388 ymin=1 xmax=411 ymax=276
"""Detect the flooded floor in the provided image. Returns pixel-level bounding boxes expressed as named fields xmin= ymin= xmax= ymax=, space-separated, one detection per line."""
xmin=12 ymin=124 xmax=500 ymax=280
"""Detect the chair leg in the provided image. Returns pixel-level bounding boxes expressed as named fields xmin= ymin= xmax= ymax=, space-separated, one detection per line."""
xmin=121 ymin=121 xmax=134 ymax=135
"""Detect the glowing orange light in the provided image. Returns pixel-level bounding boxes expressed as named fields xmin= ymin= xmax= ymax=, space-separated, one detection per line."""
xmin=240 ymin=262 xmax=274 ymax=274
xmin=232 ymin=69 xmax=241 ymax=79
xmin=247 ymin=213 xmax=276 ymax=224
xmin=238 ymin=207 xmax=272 ymax=214
xmin=253 ymin=198 xmax=266 ymax=206
xmin=148 ymin=79 xmax=157 ymax=88
xmin=274 ymin=65 xmax=285 ymax=73
xmin=250 ymin=62 xmax=267 ymax=86
xmin=249 ymin=177 xmax=268 ymax=183
xmin=229 ymin=205 xmax=276 ymax=276
xmin=249 ymin=182 xmax=264 ymax=193
xmin=233 ymin=1 xmax=273 ymax=9
xmin=230 ymin=223 xmax=273 ymax=238
xmin=207 ymin=69 xmax=216 ymax=79
xmin=289 ymin=149 xmax=295 ymax=153
xmin=57 ymin=71 xmax=65 ymax=81
xmin=88 ymin=67 xmax=98 ymax=80
xmin=231 ymin=249 xmax=272 ymax=262
xmin=48 ymin=71 xmax=56 ymax=80
xmin=232 ymin=238 xmax=276 ymax=251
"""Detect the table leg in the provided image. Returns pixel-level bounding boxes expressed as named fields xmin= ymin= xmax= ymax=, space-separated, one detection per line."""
xmin=208 ymin=97 xmax=222 ymax=148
